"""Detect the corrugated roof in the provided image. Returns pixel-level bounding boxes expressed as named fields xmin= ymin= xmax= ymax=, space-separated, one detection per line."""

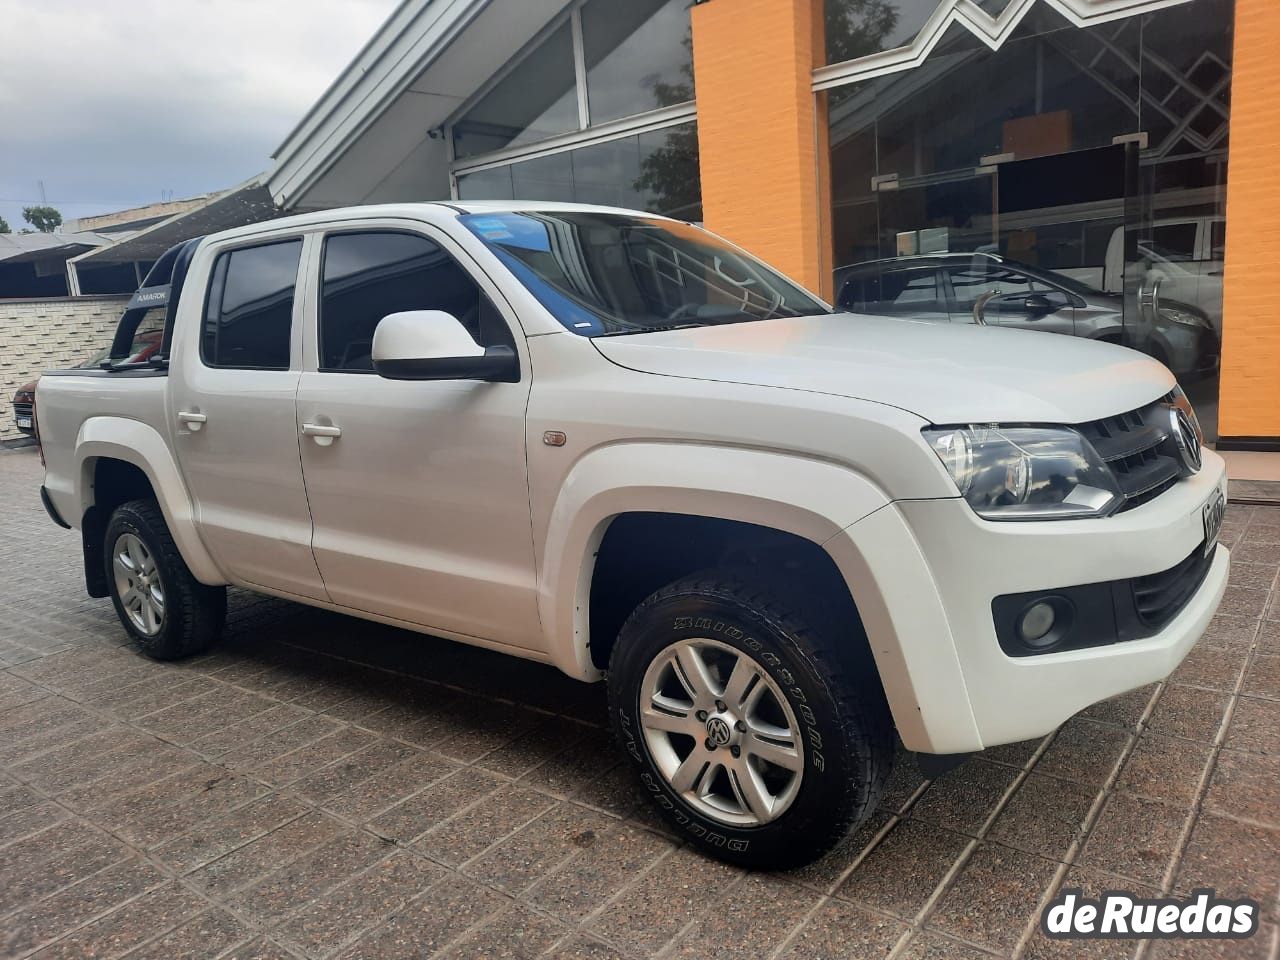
xmin=0 ymin=230 xmax=120 ymax=265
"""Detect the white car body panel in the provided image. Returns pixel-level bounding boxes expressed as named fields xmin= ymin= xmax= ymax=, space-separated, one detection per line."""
xmin=592 ymin=312 xmax=1176 ymax=425
xmin=35 ymin=201 xmax=1229 ymax=757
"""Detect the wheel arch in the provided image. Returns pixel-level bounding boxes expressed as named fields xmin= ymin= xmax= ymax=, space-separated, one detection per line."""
xmin=536 ymin=442 xmax=892 ymax=682
xmin=75 ymin=417 xmax=225 ymax=587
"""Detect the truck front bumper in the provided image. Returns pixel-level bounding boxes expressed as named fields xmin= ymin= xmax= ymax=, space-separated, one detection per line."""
xmin=830 ymin=450 xmax=1230 ymax=754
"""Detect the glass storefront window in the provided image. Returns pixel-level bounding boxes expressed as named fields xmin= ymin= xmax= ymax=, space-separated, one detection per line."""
xmin=456 ymin=122 xmax=702 ymax=221
xmin=582 ymin=0 xmax=694 ymax=124
xmin=825 ymin=0 xmax=1234 ymax=438
xmin=451 ymin=22 xmax=579 ymax=160
xmin=824 ymin=0 xmax=944 ymax=65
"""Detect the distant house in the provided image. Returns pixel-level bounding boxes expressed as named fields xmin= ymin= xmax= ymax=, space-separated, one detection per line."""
xmin=0 ymin=181 xmax=281 ymax=299
xmin=0 ymin=231 xmax=117 ymax=299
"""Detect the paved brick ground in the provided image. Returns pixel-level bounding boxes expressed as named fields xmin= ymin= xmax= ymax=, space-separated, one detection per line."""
xmin=1 ymin=445 xmax=1277 ymax=960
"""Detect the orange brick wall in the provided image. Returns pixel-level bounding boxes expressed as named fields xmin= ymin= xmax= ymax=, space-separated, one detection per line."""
xmin=691 ymin=0 xmax=830 ymax=296
xmin=1219 ymin=0 xmax=1280 ymax=440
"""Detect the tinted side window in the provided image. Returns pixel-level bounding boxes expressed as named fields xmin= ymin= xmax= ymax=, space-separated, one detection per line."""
xmin=947 ymin=265 xmax=1034 ymax=309
xmin=319 ymin=231 xmax=512 ymax=372
xmin=1142 ymin=223 xmax=1198 ymax=262
xmin=846 ymin=267 xmax=943 ymax=315
xmin=202 ymin=240 xmax=302 ymax=369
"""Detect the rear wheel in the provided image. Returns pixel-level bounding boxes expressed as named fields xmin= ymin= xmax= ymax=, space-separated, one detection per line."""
xmin=104 ymin=499 xmax=225 ymax=659
xmin=608 ymin=572 xmax=892 ymax=869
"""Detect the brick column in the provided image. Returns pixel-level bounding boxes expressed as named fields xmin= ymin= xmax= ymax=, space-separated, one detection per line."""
xmin=1218 ymin=0 xmax=1280 ymax=443
xmin=691 ymin=0 xmax=832 ymax=297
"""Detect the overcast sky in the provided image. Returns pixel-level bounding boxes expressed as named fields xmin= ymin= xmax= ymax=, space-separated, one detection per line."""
xmin=0 ymin=0 xmax=399 ymax=233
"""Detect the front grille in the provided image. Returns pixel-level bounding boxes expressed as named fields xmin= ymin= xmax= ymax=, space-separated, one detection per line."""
xmin=13 ymin=401 xmax=33 ymax=423
xmin=1077 ymin=395 xmax=1183 ymax=512
xmin=1131 ymin=541 xmax=1215 ymax=632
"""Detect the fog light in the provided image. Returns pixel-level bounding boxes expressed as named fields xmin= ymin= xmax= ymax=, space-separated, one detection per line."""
xmin=1018 ymin=601 xmax=1057 ymax=646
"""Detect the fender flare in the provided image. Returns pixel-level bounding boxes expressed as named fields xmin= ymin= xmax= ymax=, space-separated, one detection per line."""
xmin=75 ymin=417 xmax=226 ymax=585
xmin=537 ymin=442 xmax=892 ymax=681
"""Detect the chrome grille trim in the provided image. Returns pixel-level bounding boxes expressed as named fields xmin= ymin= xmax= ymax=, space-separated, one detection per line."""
xmin=1078 ymin=394 xmax=1183 ymax=513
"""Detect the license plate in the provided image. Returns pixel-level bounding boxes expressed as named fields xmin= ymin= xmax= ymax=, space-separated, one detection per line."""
xmin=1201 ymin=489 xmax=1226 ymax=556
xmin=16 ymin=417 xmax=32 ymax=429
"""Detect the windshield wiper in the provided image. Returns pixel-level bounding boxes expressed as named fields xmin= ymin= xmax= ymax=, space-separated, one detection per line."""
xmin=594 ymin=315 xmax=761 ymax=337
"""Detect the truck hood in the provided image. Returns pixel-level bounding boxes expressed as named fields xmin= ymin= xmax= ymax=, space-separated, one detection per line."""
xmin=592 ymin=313 xmax=1175 ymax=424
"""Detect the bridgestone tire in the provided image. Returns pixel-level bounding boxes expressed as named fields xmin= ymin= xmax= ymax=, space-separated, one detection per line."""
xmin=104 ymin=499 xmax=226 ymax=660
xmin=608 ymin=572 xmax=893 ymax=869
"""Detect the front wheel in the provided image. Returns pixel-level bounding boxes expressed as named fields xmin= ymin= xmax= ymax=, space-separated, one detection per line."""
xmin=608 ymin=573 xmax=892 ymax=869
xmin=104 ymin=499 xmax=226 ymax=660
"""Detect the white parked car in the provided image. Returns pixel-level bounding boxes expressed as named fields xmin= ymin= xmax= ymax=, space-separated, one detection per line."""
xmin=36 ymin=203 xmax=1229 ymax=869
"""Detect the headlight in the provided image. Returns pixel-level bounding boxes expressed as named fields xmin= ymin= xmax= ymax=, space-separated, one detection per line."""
xmin=1159 ymin=306 xmax=1210 ymax=329
xmin=923 ymin=425 xmax=1123 ymax=520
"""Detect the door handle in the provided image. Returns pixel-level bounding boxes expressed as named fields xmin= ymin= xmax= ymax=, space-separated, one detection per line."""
xmin=301 ymin=422 xmax=342 ymax=446
xmin=177 ymin=410 xmax=207 ymax=432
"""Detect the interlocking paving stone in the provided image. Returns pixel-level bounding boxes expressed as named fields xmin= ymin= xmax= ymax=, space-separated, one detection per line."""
xmin=1225 ymin=696 xmax=1280 ymax=755
xmin=3 ymin=447 xmax=1278 ymax=958
xmin=26 ymin=882 xmax=207 ymax=960
xmin=1034 ymin=718 xmax=1133 ymax=788
xmin=837 ymin=819 xmax=971 ymax=917
xmin=4 ymin=858 xmax=168 ymax=957
xmin=908 ymin=759 xmax=1020 ymax=837
xmin=986 ymin=773 xmax=1095 ymax=862
xmin=274 ymin=850 xmax=443 ymax=957
xmin=152 ymin=791 xmax=312 ymax=873
xmin=774 ymin=898 xmax=907 ymax=960
xmin=1113 ymin=732 xmax=1212 ymax=806
xmin=667 ymin=874 xmax=815 ymax=960
xmin=1077 ymin=793 xmax=1187 ymax=886
xmin=927 ymin=843 xmax=1059 ymax=951
xmin=462 ymin=801 xmax=618 ymax=896
xmin=415 ymin=783 xmax=557 ymax=867
xmin=586 ymin=845 xmax=740 ymax=955
xmin=437 ymin=903 xmax=568 ymax=960
xmin=334 ymin=876 xmax=510 ymax=959
xmin=1204 ymin=749 xmax=1280 ymax=828
xmin=118 ymin=908 xmax=252 ymax=960
xmin=186 ymin=811 xmax=347 ymax=898
xmin=524 ymin=823 xmax=675 ymax=923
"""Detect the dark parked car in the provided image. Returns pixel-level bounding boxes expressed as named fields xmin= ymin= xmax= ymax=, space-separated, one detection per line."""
xmin=833 ymin=252 xmax=1219 ymax=379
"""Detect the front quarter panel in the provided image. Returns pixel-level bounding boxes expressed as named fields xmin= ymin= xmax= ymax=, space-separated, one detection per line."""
xmin=538 ymin=441 xmax=894 ymax=681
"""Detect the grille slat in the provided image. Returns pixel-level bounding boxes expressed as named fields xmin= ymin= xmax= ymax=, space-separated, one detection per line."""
xmin=1079 ymin=395 xmax=1182 ymax=513
xmin=1131 ymin=543 xmax=1214 ymax=630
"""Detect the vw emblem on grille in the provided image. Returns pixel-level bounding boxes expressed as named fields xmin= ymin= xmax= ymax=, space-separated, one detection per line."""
xmin=1167 ymin=405 xmax=1202 ymax=476
xmin=706 ymin=716 xmax=733 ymax=746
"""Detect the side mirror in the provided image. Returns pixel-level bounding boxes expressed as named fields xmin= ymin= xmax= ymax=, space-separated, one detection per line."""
xmin=371 ymin=310 xmax=518 ymax=382
xmin=1022 ymin=294 xmax=1053 ymax=316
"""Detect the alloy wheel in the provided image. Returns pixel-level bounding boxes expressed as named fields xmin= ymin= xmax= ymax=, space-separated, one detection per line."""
xmin=112 ymin=533 xmax=165 ymax=636
xmin=638 ymin=637 xmax=803 ymax=827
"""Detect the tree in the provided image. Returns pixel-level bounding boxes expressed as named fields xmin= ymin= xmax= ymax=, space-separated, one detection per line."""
xmin=22 ymin=205 xmax=63 ymax=233
xmin=0 ymin=215 xmax=10 ymax=234
xmin=825 ymin=0 xmax=901 ymax=65
xmin=633 ymin=34 xmax=701 ymax=218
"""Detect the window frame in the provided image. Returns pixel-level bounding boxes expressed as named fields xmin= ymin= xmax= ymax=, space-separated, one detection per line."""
xmin=309 ymin=223 xmax=524 ymax=378
xmin=199 ymin=236 xmax=306 ymax=373
xmin=445 ymin=0 xmax=696 ymax=196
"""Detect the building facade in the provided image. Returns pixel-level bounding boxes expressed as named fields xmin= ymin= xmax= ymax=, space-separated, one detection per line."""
xmin=266 ymin=0 xmax=1277 ymax=447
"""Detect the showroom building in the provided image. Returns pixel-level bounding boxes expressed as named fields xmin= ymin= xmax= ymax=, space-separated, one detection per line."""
xmin=266 ymin=0 xmax=1276 ymax=447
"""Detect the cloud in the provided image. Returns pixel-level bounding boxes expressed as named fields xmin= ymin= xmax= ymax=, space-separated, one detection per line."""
xmin=0 ymin=0 xmax=398 ymax=230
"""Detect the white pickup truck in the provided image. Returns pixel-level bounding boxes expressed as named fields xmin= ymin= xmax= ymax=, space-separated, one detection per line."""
xmin=36 ymin=202 xmax=1229 ymax=868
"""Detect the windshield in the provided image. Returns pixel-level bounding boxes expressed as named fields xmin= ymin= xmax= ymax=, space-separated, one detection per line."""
xmin=460 ymin=212 xmax=830 ymax=336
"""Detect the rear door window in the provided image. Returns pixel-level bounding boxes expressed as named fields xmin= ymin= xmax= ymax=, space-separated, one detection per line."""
xmin=202 ymin=240 xmax=303 ymax=369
